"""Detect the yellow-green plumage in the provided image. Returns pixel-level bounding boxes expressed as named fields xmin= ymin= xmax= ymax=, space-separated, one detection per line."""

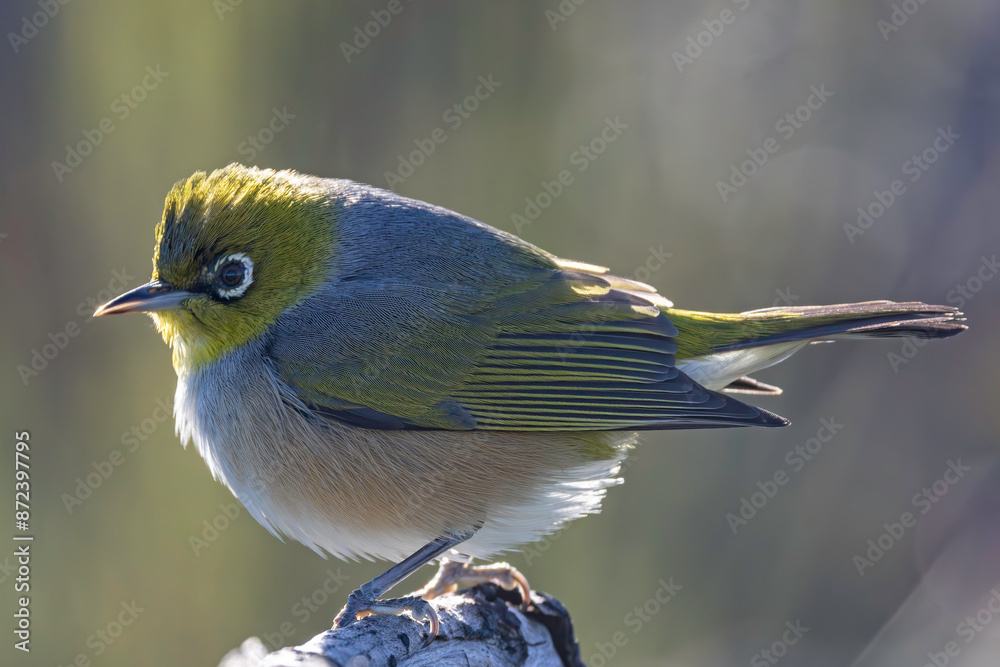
xmin=151 ymin=168 xmax=338 ymax=370
xmin=136 ymin=164 xmax=967 ymax=432
xmin=666 ymin=302 xmax=966 ymax=393
xmin=93 ymin=164 xmax=967 ymax=638
xmin=668 ymin=303 xmax=966 ymax=360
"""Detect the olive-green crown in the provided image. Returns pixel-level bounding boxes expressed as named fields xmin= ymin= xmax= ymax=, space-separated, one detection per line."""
xmin=151 ymin=164 xmax=338 ymax=370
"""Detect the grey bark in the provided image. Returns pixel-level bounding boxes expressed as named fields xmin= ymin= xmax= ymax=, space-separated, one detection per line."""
xmin=217 ymin=584 xmax=584 ymax=667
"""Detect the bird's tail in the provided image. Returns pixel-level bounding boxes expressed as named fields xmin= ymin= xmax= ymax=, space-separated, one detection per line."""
xmin=666 ymin=301 xmax=967 ymax=393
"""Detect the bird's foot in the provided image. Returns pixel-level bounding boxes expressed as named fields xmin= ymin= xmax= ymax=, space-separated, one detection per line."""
xmin=334 ymin=589 xmax=440 ymax=647
xmin=330 ymin=529 xmax=483 ymax=648
xmin=413 ymin=559 xmax=532 ymax=608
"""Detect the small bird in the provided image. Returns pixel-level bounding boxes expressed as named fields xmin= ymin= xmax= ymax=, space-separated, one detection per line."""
xmin=96 ymin=164 xmax=966 ymax=644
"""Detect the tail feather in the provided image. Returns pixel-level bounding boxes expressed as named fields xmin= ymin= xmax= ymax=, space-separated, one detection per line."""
xmin=722 ymin=375 xmax=784 ymax=395
xmin=717 ymin=301 xmax=967 ymax=351
xmin=667 ymin=300 xmax=966 ymax=391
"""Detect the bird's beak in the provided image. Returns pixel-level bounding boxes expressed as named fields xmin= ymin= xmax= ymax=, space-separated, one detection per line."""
xmin=93 ymin=280 xmax=193 ymax=316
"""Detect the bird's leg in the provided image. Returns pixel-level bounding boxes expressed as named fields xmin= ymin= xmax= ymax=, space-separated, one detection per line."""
xmin=333 ymin=526 xmax=478 ymax=647
xmin=413 ymin=558 xmax=532 ymax=608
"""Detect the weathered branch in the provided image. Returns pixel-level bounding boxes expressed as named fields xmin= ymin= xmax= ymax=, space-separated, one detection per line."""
xmin=218 ymin=584 xmax=584 ymax=667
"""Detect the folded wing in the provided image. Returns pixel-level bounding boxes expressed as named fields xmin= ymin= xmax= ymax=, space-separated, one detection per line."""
xmin=270 ymin=265 xmax=788 ymax=431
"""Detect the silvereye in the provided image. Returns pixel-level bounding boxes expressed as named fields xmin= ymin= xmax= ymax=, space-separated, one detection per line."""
xmin=95 ymin=164 xmax=966 ymax=644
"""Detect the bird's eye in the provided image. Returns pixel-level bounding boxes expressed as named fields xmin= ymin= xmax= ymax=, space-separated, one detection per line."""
xmin=214 ymin=253 xmax=254 ymax=299
xmin=219 ymin=262 xmax=244 ymax=287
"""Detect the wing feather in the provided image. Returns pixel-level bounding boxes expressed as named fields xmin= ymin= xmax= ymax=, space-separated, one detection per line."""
xmin=271 ymin=266 xmax=787 ymax=431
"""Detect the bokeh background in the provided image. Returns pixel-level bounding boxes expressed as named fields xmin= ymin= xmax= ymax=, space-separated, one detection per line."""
xmin=2 ymin=1 xmax=999 ymax=665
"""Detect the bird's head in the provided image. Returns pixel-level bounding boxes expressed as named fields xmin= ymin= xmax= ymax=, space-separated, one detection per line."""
xmin=95 ymin=164 xmax=337 ymax=372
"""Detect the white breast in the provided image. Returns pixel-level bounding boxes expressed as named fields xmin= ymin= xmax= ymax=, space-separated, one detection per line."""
xmin=172 ymin=341 xmax=633 ymax=564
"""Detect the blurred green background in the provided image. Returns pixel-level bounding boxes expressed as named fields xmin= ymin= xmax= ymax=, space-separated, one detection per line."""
xmin=2 ymin=1 xmax=999 ymax=665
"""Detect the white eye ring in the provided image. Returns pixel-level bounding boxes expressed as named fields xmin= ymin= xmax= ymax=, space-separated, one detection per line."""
xmin=215 ymin=252 xmax=254 ymax=300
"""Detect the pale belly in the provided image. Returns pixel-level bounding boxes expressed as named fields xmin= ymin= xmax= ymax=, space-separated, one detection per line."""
xmin=173 ymin=343 xmax=633 ymax=563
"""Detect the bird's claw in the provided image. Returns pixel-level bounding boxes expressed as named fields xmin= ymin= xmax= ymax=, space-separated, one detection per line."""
xmin=334 ymin=590 xmax=440 ymax=647
xmin=332 ymin=558 xmax=531 ymax=649
xmin=415 ymin=560 xmax=532 ymax=609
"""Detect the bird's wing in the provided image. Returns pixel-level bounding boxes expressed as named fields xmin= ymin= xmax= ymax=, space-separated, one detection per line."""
xmin=269 ymin=267 xmax=787 ymax=431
